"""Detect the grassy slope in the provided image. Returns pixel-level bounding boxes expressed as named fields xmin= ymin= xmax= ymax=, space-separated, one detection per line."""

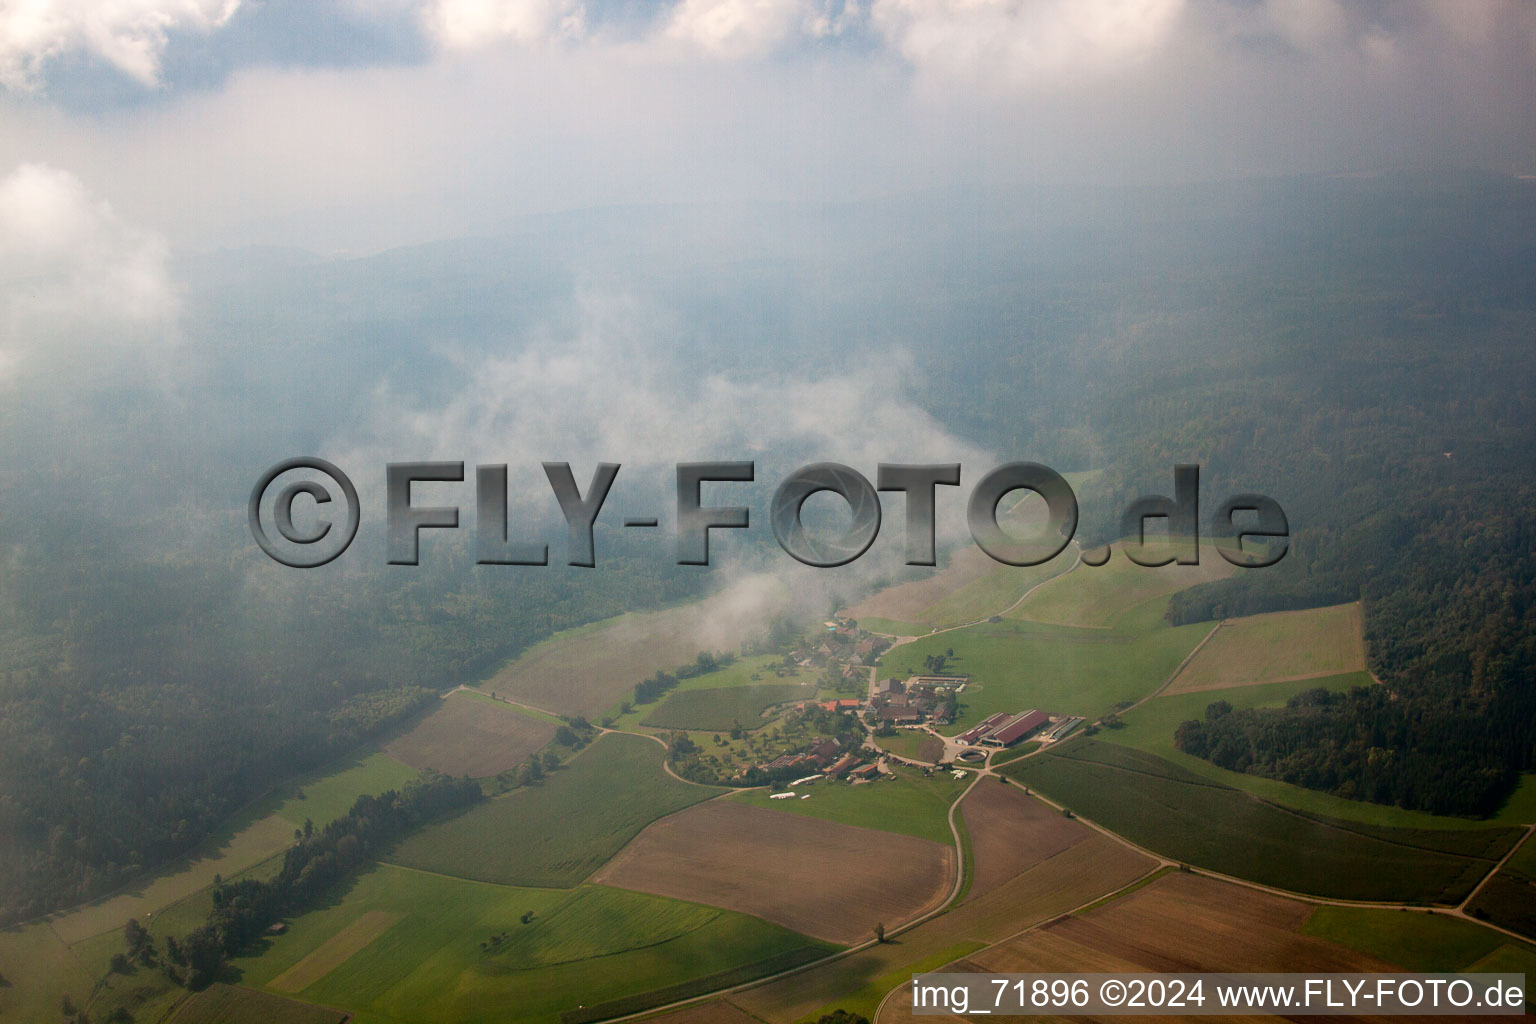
xmin=234 ymin=865 xmax=826 ymax=1024
xmin=1008 ymin=541 xmax=1232 ymax=629
xmin=1300 ymin=905 xmax=1531 ymax=972
xmin=1001 ymin=741 xmax=1519 ymax=904
xmin=1167 ymin=602 xmax=1365 ymax=691
xmin=1493 ymin=775 xmax=1536 ymax=824
xmin=875 ymin=728 xmax=944 ymax=763
xmin=641 ymin=683 xmax=814 ymax=731
xmin=914 ymin=560 xmax=1069 ymax=629
xmin=880 ymin=596 xmax=1212 ymax=733
xmin=385 ymin=733 xmax=721 ymax=887
xmin=0 ymin=923 xmax=94 ymax=1023
xmin=731 ymin=764 xmax=967 ymax=844
xmin=270 ymin=753 xmax=423 ymax=828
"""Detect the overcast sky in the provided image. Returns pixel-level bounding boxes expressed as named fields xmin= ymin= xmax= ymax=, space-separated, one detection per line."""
xmin=0 ymin=0 xmax=1531 ymax=255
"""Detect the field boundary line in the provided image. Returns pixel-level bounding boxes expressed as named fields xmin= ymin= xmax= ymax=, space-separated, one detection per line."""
xmin=1164 ymin=665 xmax=1372 ymax=695
xmin=598 ymin=769 xmax=985 ymax=1024
xmin=870 ymin=856 xmax=1169 ymax=1022
xmin=1458 ymin=823 xmax=1536 ymax=911
xmin=1135 ymin=618 xmax=1226 ymax=707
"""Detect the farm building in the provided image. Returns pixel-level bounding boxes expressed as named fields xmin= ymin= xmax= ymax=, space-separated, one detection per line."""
xmin=808 ymin=739 xmax=840 ymax=765
xmin=1041 ymin=716 xmax=1084 ymax=742
xmin=906 ymin=675 xmax=969 ymax=691
xmin=876 ymin=707 xmax=922 ymax=724
xmin=825 ymin=753 xmax=861 ymax=777
xmin=874 ymin=677 xmax=905 ymax=696
xmin=956 ymin=712 xmax=1012 ymax=745
xmin=980 ymin=709 xmax=1050 ymax=747
xmin=850 ymin=763 xmax=880 ymax=780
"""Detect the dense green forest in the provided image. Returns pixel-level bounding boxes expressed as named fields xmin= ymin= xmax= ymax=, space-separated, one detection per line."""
xmin=1066 ymin=178 xmax=1536 ymax=815
xmin=0 ymin=534 xmax=702 ymax=925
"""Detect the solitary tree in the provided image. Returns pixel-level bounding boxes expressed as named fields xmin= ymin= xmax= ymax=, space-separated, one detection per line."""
xmin=873 ymin=922 xmax=885 ymax=943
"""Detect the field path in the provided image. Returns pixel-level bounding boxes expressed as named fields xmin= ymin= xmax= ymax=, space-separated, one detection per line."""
xmin=1455 ymin=824 xmax=1536 ymax=914
xmin=863 ymin=542 xmax=1085 ymax=648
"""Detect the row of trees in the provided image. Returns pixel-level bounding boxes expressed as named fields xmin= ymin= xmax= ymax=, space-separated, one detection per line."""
xmin=172 ymin=773 xmax=481 ymax=988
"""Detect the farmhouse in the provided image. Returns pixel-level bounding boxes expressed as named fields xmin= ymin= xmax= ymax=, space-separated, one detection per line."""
xmin=876 ymin=706 xmax=922 ymax=724
xmin=980 ymin=709 xmax=1050 ymax=747
xmin=807 ymin=738 xmax=841 ymax=766
xmin=956 ymin=712 xmax=1011 ymax=745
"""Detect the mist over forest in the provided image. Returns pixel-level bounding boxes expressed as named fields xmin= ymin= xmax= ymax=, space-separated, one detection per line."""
xmin=2 ymin=168 xmax=1534 ymax=922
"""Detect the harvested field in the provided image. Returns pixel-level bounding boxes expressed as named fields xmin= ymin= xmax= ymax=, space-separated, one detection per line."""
xmin=978 ymin=872 xmax=1392 ymax=977
xmin=593 ymin=800 xmax=953 ymax=945
xmin=736 ymin=835 xmax=1152 ymax=1023
xmin=1165 ymin=602 xmax=1367 ymax=693
xmin=958 ymin=778 xmax=1091 ymax=900
xmin=480 ymin=575 xmax=792 ymax=717
xmin=843 ymin=547 xmax=1002 ymax=628
xmin=270 ymin=909 xmax=401 ymax=992
xmin=384 ymin=691 xmax=555 ymax=777
xmin=875 ymin=873 xmax=1399 ymax=1024
xmin=169 ymin=984 xmax=347 ymax=1024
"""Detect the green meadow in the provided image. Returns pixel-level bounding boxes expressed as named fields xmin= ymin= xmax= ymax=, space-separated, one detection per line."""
xmin=1001 ymin=741 xmax=1520 ymax=904
xmin=234 ymin=865 xmax=828 ymax=1024
xmin=880 ymin=597 xmax=1213 ymax=733
xmin=1300 ymin=905 xmax=1533 ymax=972
xmin=642 ymin=682 xmax=814 ymax=731
xmin=732 ymin=763 xmax=968 ymax=844
xmin=385 ymin=733 xmax=720 ymax=887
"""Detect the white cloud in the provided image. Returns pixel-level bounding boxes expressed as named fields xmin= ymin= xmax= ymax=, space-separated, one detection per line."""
xmin=0 ymin=162 xmax=178 ymax=379
xmin=418 ymin=0 xmax=585 ymax=48
xmin=342 ymin=294 xmax=989 ymax=507
xmin=0 ymin=0 xmax=240 ymax=91
xmin=662 ymin=0 xmax=862 ymax=58
xmin=869 ymin=0 xmax=1185 ymax=87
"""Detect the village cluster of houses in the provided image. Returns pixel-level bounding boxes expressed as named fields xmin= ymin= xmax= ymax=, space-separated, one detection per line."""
xmin=870 ymin=674 xmax=966 ymax=727
xmin=749 ymin=736 xmax=881 ymax=782
xmin=744 ymin=617 xmax=1084 ymax=781
xmin=787 ymin=619 xmax=887 ymax=676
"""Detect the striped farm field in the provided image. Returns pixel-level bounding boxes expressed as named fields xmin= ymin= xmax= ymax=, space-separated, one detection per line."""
xmin=233 ymin=864 xmax=827 ymax=1024
xmin=1164 ymin=602 xmax=1367 ymax=693
xmin=386 ymin=732 xmax=720 ymax=887
xmin=270 ymin=910 xmax=402 ymax=992
xmin=593 ymin=800 xmax=953 ymax=945
xmin=385 ymin=690 xmax=556 ymax=778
